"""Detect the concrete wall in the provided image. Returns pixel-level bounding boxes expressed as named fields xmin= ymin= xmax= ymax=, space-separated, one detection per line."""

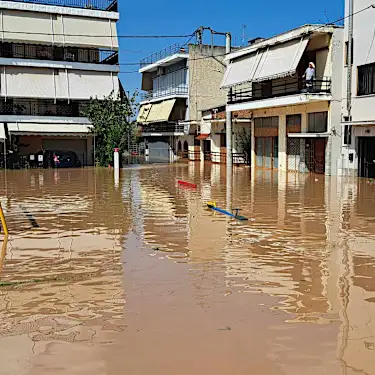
xmin=188 ymin=44 xmax=227 ymax=123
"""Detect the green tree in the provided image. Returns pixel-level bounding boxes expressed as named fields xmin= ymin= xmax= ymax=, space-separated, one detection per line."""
xmin=81 ymin=91 xmax=137 ymax=166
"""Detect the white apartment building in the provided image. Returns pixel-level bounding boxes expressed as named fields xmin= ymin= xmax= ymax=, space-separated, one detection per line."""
xmin=340 ymin=0 xmax=375 ymax=178
xmin=0 ymin=0 xmax=120 ymax=166
xmin=222 ymin=25 xmax=344 ymax=175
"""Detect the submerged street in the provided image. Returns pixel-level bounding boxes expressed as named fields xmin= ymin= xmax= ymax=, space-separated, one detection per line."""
xmin=0 ymin=164 xmax=375 ymax=374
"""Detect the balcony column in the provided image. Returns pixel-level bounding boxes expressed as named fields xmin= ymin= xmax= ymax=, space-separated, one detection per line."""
xmin=299 ymin=113 xmax=308 ymax=173
xmin=251 ymin=119 xmax=256 ymax=173
xmin=278 ymin=114 xmax=287 ymax=171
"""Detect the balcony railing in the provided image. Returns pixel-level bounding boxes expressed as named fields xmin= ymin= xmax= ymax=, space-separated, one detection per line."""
xmin=140 ymin=86 xmax=188 ymax=101
xmin=0 ymin=99 xmax=88 ymax=117
xmin=6 ymin=0 xmax=118 ymax=11
xmin=228 ymin=77 xmax=332 ymax=104
xmin=140 ymin=44 xmax=187 ymax=68
xmin=0 ymin=43 xmax=118 ymax=65
xmin=140 ymin=122 xmax=187 ymax=134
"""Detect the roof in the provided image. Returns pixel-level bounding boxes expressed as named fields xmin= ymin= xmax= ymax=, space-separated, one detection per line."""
xmin=226 ymin=24 xmax=342 ymax=61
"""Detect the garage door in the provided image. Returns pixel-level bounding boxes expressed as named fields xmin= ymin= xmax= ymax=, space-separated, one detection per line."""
xmin=148 ymin=141 xmax=170 ymax=163
xmin=43 ymin=139 xmax=87 ymax=165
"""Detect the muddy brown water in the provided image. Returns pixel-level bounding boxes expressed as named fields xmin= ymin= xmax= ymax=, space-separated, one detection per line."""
xmin=0 ymin=164 xmax=375 ymax=375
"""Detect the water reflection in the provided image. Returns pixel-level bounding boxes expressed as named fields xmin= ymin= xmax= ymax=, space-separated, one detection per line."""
xmin=0 ymin=165 xmax=374 ymax=374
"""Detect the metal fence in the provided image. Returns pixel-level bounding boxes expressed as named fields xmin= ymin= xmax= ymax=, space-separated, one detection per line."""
xmin=140 ymin=44 xmax=187 ymax=68
xmin=0 ymin=99 xmax=88 ymax=117
xmin=0 ymin=43 xmax=118 ymax=65
xmin=140 ymin=123 xmax=186 ymax=134
xmin=140 ymin=86 xmax=188 ymax=101
xmin=6 ymin=0 xmax=117 ymax=11
xmin=229 ymin=77 xmax=332 ymax=104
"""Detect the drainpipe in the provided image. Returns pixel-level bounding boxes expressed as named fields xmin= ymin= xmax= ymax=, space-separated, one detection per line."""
xmin=346 ymin=0 xmax=354 ymax=120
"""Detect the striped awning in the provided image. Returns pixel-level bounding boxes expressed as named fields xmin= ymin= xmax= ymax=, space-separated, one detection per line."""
xmin=144 ymin=99 xmax=176 ymax=123
xmin=221 ymin=37 xmax=309 ymax=88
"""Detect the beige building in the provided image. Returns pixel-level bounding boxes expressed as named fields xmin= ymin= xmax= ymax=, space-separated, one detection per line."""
xmin=0 ymin=0 xmax=120 ymax=166
xmin=222 ymin=25 xmax=344 ymax=175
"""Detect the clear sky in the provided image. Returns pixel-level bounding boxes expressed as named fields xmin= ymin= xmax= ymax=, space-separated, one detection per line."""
xmin=117 ymin=0 xmax=344 ymax=94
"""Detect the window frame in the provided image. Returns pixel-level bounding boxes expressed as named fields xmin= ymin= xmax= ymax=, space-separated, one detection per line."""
xmin=357 ymin=62 xmax=375 ymax=96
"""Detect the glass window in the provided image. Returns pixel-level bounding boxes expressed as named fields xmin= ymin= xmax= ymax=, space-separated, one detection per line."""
xmin=308 ymin=112 xmax=328 ymax=133
xmin=358 ymin=63 xmax=375 ymax=96
xmin=254 ymin=116 xmax=278 ymax=128
xmin=286 ymin=114 xmax=301 ymax=127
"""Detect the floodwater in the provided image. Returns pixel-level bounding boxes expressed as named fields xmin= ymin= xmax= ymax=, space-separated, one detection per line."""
xmin=0 ymin=164 xmax=375 ymax=375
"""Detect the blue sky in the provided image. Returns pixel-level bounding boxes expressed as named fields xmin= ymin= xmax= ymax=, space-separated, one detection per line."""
xmin=117 ymin=0 xmax=344 ymax=94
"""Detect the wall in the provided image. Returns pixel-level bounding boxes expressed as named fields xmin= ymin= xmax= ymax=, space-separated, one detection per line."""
xmin=0 ymin=8 xmax=118 ymax=49
xmin=340 ymin=0 xmax=375 ymax=176
xmin=188 ymin=44 xmax=227 ymax=122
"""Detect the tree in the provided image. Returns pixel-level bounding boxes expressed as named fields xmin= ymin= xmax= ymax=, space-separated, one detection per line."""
xmin=81 ymin=91 xmax=137 ymax=166
xmin=237 ymin=128 xmax=251 ymax=166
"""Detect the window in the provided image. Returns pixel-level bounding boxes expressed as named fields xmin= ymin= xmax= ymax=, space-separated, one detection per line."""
xmin=345 ymin=39 xmax=354 ymax=65
xmin=308 ymin=112 xmax=328 ymax=133
xmin=344 ymin=124 xmax=352 ymax=145
xmin=254 ymin=116 xmax=278 ymax=128
xmin=358 ymin=63 xmax=375 ymax=96
xmin=286 ymin=114 xmax=301 ymax=127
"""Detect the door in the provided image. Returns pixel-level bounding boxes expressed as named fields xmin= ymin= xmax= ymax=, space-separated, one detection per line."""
xmin=358 ymin=137 xmax=375 ymax=178
xmin=255 ymin=137 xmax=278 ymax=169
xmin=305 ymin=138 xmax=326 ymax=174
xmin=147 ymin=139 xmax=170 ymax=163
xmin=203 ymin=140 xmax=211 ymax=161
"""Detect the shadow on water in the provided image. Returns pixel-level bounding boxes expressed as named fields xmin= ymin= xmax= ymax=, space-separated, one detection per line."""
xmin=0 ymin=165 xmax=375 ymax=374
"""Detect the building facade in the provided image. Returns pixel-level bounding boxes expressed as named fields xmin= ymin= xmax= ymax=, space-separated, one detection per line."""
xmin=137 ymin=43 xmax=238 ymax=163
xmin=222 ymin=25 xmax=344 ymax=175
xmin=0 ymin=0 xmax=120 ymax=166
xmin=340 ymin=0 xmax=375 ymax=178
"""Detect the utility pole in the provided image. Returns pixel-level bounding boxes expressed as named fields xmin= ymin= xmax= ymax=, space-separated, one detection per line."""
xmin=347 ymin=0 xmax=354 ymax=119
xmin=225 ymin=32 xmax=232 ymax=173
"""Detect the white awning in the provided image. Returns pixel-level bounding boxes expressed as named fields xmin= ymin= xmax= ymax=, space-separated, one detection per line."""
xmin=7 ymin=123 xmax=93 ymax=136
xmin=288 ymin=132 xmax=330 ymax=138
xmin=221 ymin=51 xmax=263 ymax=88
xmin=221 ymin=37 xmax=309 ymax=88
xmin=0 ymin=123 xmax=5 ymax=141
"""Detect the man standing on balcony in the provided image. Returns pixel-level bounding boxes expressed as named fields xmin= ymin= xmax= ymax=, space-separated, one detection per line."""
xmin=302 ymin=62 xmax=316 ymax=92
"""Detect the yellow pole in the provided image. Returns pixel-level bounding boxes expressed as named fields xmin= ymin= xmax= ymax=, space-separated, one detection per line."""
xmin=0 ymin=202 xmax=8 ymax=235
xmin=0 ymin=234 xmax=8 ymax=273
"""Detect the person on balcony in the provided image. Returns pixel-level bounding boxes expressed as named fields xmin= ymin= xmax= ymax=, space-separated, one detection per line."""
xmin=302 ymin=62 xmax=315 ymax=92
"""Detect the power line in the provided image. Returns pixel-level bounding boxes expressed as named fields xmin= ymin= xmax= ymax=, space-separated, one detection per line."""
xmin=0 ymin=30 xmax=194 ymax=38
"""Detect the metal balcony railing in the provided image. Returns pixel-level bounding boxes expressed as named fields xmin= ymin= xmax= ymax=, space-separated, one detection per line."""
xmin=140 ymin=122 xmax=187 ymax=134
xmin=228 ymin=77 xmax=332 ymax=104
xmin=140 ymin=44 xmax=187 ymax=68
xmin=6 ymin=0 xmax=118 ymax=11
xmin=140 ymin=86 xmax=188 ymax=101
xmin=0 ymin=99 xmax=88 ymax=117
xmin=0 ymin=43 xmax=118 ymax=65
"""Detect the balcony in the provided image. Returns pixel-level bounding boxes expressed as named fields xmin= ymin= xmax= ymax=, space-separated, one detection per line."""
xmin=0 ymin=99 xmax=88 ymax=117
xmin=140 ymin=44 xmax=188 ymax=68
xmin=140 ymin=86 xmax=188 ymax=102
xmin=0 ymin=43 xmax=118 ymax=65
xmin=140 ymin=122 xmax=189 ymax=136
xmin=6 ymin=0 xmax=118 ymax=11
xmin=228 ymin=77 xmax=332 ymax=104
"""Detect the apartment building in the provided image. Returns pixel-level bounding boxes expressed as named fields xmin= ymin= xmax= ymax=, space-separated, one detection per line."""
xmin=0 ymin=0 xmax=119 ymax=166
xmin=340 ymin=0 xmax=375 ymax=178
xmin=137 ymin=43 xmax=231 ymax=163
xmin=221 ymin=24 xmax=344 ymax=175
